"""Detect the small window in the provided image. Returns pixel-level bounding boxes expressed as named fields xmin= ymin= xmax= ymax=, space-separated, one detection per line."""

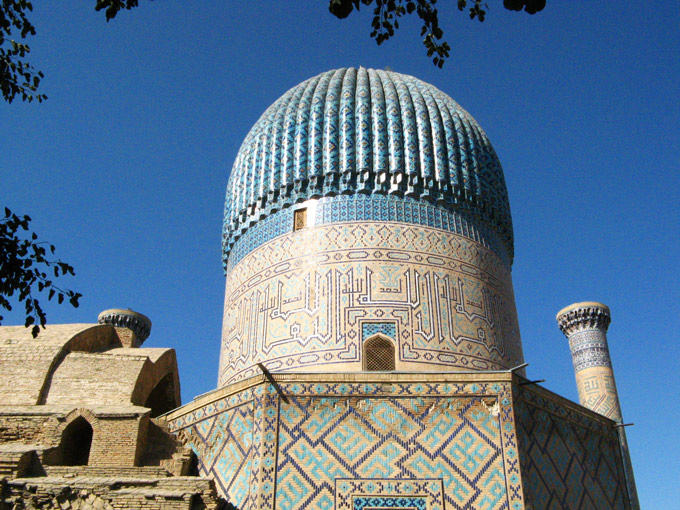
xmin=293 ymin=208 xmax=307 ymax=231
xmin=363 ymin=335 xmax=395 ymax=371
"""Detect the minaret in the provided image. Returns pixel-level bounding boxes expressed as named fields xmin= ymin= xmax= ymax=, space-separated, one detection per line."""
xmin=556 ymin=301 xmax=639 ymax=510
xmin=98 ymin=308 xmax=152 ymax=348
xmin=556 ymin=302 xmax=621 ymax=419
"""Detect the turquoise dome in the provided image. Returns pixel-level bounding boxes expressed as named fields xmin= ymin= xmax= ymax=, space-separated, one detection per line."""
xmin=223 ymin=67 xmax=513 ymax=263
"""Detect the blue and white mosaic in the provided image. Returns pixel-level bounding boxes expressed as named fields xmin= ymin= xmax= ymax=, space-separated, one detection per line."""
xmin=227 ymin=194 xmax=510 ymax=269
xmin=168 ymin=379 xmax=525 ymax=510
xmin=568 ymin=329 xmax=613 ymax=372
xmin=223 ymin=68 xmax=513 ymax=265
xmin=362 ymin=322 xmax=397 ymax=340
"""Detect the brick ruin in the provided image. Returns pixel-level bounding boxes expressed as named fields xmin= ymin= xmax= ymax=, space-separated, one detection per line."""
xmin=0 ymin=310 xmax=223 ymax=509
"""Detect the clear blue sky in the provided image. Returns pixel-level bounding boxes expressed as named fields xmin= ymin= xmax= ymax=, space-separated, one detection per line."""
xmin=2 ymin=2 xmax=678 ymax=506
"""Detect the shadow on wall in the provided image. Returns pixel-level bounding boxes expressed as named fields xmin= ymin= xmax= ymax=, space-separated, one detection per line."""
xmin=60 ymin=417 xmax=93 ymax=466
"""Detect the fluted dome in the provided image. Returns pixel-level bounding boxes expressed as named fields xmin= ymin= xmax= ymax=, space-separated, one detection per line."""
xmin=223 ymin=67 xmax=513 ymax=264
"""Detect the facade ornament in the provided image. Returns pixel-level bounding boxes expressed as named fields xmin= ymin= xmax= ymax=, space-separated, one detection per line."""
xmin=556 ymin=302 xmax=611 ymax=336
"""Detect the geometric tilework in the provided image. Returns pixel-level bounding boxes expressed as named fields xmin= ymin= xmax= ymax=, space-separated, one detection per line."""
xmin=164 ymin=375 xmax=631 ymax=510
xmin=568 ymin=329 xmax=612 ymax=372
xmin=223 ymin=68 xmax=514 ymax=266
xmin=176 ymin=399 xmax=254 ymax=508
xmin=514 ymin=386 xmax=628 ymax=510
xmin=166 ymin=376 xmax=526 ymax=510
xmin=220 ymin=221 xmax=524 ymax=385
xmin=353 ymin=497 xmax=426 ymax=509
xmin=228 ymin=195 xmax=510 ymax=269
xmin=575 ymin=369 xmax=622 ymax=421
xmin=336 ymin=479 xmax=443 ymax=510
xmin=362 ymin=322 xmax=397 ymax=340
xmin=277 ymin=396 xmax=508 ymax=510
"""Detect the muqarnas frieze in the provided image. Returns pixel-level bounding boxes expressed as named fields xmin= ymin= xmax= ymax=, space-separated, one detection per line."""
xmin=219 ymin=220 xmax=524 ymax=385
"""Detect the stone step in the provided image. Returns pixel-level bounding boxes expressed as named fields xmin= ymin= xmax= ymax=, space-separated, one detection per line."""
xmin=42 ymin=465 xmax=171 ymax=478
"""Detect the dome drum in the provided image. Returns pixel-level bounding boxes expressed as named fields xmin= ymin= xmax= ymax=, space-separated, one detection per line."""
xmin=219 ymin=194 xmax=523 ymax=385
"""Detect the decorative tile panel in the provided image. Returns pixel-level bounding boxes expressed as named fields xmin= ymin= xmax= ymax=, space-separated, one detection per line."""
xmin=227 ymin=195 xmax=510 ymax=269
xmin=336 ymin=479 xmax=442 ymax=510
xmin=220 ymin=220 xmax=523 ymax=385
xmin=166 ymin=377 xmax=525 ymax=510
xmin=362 ymin=323 xmax=396 ymax=340
xmin=174 ymin=398 xmax=255 ymax=508
xmin=514 ymin=386 xmax=628 ymax=510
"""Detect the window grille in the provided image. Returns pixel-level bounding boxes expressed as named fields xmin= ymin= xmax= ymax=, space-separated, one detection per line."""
xmin=293 ymin=208 xmax=307 ymax=231
xmin=364 ymin=336 xmax=395 ymax=371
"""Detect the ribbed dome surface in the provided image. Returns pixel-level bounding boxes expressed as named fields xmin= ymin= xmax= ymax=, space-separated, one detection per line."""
xmin=223 ymin=67 xmax=513 ymax=262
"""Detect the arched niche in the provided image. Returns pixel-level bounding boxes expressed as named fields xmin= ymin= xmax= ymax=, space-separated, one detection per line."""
xmin=144 ymin=373 xmax=178 ymax=418
xmin=363 ymin=334 xmax=396 ymax=371
xmin=60 ymin=416 xmax=93 ymax=466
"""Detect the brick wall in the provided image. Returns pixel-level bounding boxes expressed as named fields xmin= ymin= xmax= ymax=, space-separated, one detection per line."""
xmin=0 ymin=324 xmax=118 ymax=406
xmin=1 ymin=476 xmax=221 ymax=509
xmin=85 ymin=413 xmax=147 ymax=468
xmin=44 ymin=353 xmax=148 ymax=407
xmin=0 ymin=412 xmax=60 ymax=446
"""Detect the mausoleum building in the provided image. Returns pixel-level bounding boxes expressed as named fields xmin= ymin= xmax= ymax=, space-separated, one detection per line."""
xmin=0 ymin=68 xmax=638 ymax=510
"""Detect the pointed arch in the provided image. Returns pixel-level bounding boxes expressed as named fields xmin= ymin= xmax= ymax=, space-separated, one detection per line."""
xmin=48 ymin=409 xmax=100 ymax=466
xmin=60 ymin=416 xmax=93 ymax=465
xmin=363 ymin=334 xmax=396 ymax=371
xmin=144 ymin=373 xmax=177 ymax=418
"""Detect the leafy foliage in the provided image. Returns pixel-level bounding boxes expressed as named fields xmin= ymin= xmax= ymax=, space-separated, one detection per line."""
xmin=0 ymin=208 xmax=81 ymax=337
xmin=0 ymin=1 xmax=45 ymax=103
xmin=0 ymin=0 xmax=146 ymax=105
xmin=94 ymin=0 xmax=142 ymax=22
xmin=329 ymin=0 xmax=546 ymax=67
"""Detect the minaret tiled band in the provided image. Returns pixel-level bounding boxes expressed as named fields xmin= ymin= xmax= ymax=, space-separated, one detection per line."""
xmin=556 ymin=301 xmax=622 ymax=421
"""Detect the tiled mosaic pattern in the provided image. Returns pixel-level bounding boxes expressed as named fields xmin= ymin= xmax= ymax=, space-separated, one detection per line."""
xmin=223 ymin=67 xmax=513 ymax=264
xmin=167 ymin=379 xmax=525 ymax=510
xmin=362 ymin=322 xmax=396 ymax=340
xmin=336 ymin=479 xmax=442 ymax=510
xmin=173 ymin=390 xmax=256 ymax=508
xmin=277 ymin=396 xmax=507 ymax=509
xmin=568 ymin=329 xmax=612 ymax=372
xmin=575 ymin=369 xmax=622 ymax=421
xmin=514 ymin=387 xmax=628 ymax=510
xmin=219 ymin=221 xmax=523 ymax=385
xmin=353 ymin=497 xmax=426 ymax=509
xmin=227 ymin=195 xmax=510 ymax=269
